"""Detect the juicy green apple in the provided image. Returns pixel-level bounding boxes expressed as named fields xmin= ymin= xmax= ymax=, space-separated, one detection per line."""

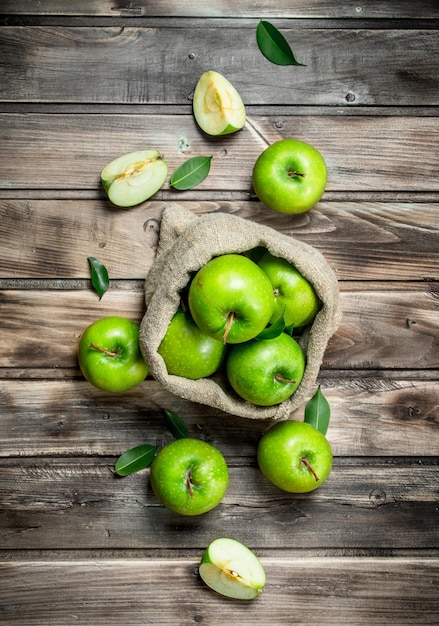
xmin=101 ymin=149 xmax=168 ymax=207
xmin=199 ymin=537 xmax=266 ymax=600
xmin=252 ymin=138 xmax=327 ymax=214
xmin=257 ymin=250 xmax=321 ymax=328
xmin=188 ymin=254 xmax=274 ymax=344
xmin=158 ymin=308 xmax=226 ymax=379
xmin=149 ymin=438 xmax=229 ymax=516
xmin=257 ymin=420 xmax=333 ymax=493
xmin=193 ymin=70 xmax=246 ymax=136
xmin=78 ymin=316 xmax=149 ymax=393
xmin=226 ymin=331 xmax=305 ymax=406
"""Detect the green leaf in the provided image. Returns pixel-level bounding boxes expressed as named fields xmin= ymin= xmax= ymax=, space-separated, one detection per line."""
xmin=114 ymin=444 xmax=157 ymax=476
xmin=170 ymin=156 xmax=212 ymax=190
xmin=256 ymin=20 xmax=306 ymax=67
xmin=165 ymin=409 xmax=189 ymax=439
xmin=256 ymin=313 xmax=286 ymax=340
xmin=304 ymin=386 xmax=330 ymax=435
xmin=88 ymin=256 xmax=109 ymax=300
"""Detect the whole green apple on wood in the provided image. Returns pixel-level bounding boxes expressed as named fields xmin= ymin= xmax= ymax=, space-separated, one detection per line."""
xmin=158 ymin=309 xmax=227 ymax=379
xmin=149 ymin=438 xmax=229 ymax=516
xmin=193 ymin=70 xmax=246 ymax=136
xmin=257 ymin=420 xmax=333 ymax=493
xmin=78 ymin=316 xmax=149 ymax=393
xmin=101 ymin=149 xmax=168 ymax=207
xmin=257 ymin=250 xmax=321 ymax=328
xmin=226 ymin=331 xmax=305 ymax=406
xmin=199 ymin=537 xmax=266 ymax=600
xmin=188 ymin=254 xmax=274 ymax=344
xmin=252 ymin=138 xmax=327 ymax=214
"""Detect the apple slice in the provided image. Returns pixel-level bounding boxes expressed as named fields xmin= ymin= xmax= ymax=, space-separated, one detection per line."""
xmin=193 ymin=70 xmax=246 ymax=136
xmin=199 ymin=538 xmax=266 ymax=600
xmin=101 ymin=149 xmax=168 ymax=207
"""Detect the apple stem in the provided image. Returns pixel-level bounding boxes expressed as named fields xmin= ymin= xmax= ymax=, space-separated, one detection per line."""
xmin=274 ymin=374 xmax=296 ymax=385
xmin=222 ymin=311 xmax=235 ymax=344
xmin=288 ymin=170 xmax=306 ymax=179
xmin=301 ymin=457 xmax=320 ymax=482
xmin=186 ymin=469 xmax=195 ymax=499
xmin=88 ymin=343 xmax=119 ymax=358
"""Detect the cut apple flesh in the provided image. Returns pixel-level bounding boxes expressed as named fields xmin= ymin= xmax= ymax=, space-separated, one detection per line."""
xmin=193 ymin=70 xmax=246 ymax=136
xmin=199 ymin=537 xmax=266 ymax=600
xmin=101 ymin=149 xmax=168 ymax=207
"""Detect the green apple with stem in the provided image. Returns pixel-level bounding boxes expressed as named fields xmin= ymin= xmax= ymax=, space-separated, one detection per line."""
xmin=101 ymin=149 xmax=168 ymax=207
xmin=158 ymin=308 xmax=227 ymax=379
xmin=78 ymin=316 xmax=149 ymax=393
xmin=149 ymin=438 xmax=229 ymax=516
xmin=199 ymin=537 xmax=266 ymax=600
xmin=257 ymin=250 xmax=321 ymax=328
xmin=193 ymin=70 xmax=246 ymax=136
xmin=252 ymin=138 xmax=327 ymax=214
xmin=188 ymin=254 xmax=274 ymax=344
xmin=257 ymin=420 xmax=332 ymax=493
xmin=226 ymin=331 xmax=305 ymax=406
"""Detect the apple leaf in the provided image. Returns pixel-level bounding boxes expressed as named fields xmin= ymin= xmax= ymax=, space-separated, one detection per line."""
xmin=170 ymin=156 xmax=212 ymax=190
xmin=88 ymin=256 xmax=109 ymax=300
xmin=256 ymin=20 xmax=306 ymax=67
xmin=256 ymin=315 xmax=286 ymax=340
xmin=114 ymin=444 xmax=158 ymax=476
xmin=165 ymin=409 xmax=189 ymax=439
xmin=304 ymin=386 xmax=330 ymax=435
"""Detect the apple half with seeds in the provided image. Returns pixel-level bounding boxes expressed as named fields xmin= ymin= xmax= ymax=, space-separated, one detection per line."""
xmin=101 ymin=149 xmax=168 ymax=207
xmin=193 ymin=70 xmax=246 ymax=136
xmin=199 ymin=537 xmax=266 ymax=600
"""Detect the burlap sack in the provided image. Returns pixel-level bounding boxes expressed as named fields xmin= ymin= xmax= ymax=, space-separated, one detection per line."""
xmin=139 ymin=203 xmax=342 ymax=420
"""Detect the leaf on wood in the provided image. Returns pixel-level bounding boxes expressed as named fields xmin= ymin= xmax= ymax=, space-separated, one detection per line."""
xmin=165 ymin=409 xmax=189 ymax=439
xmin=256 ymin=20 xmax=306 ymax=67
xmin=170 ymin=156 xmax=212 ymax=190
xmin=114 ymin=444 xmax=158 ymax=476
xmin=88 ymin=256 xmax=109 ymax=299
xmin=304 ymin=386 xmax=330 ymax=435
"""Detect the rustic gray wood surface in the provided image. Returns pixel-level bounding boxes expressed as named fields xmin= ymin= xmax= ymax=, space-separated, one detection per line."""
xmin=0 ymin=2 xmax=438 ymax=624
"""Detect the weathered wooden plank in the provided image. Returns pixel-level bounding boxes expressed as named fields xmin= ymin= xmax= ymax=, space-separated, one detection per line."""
xmin=2 ymin=0 xmax=439 ymax=19
xmin=0 ymin=285 xmax=437 ymax=370
xmin=0 ymin=200 xmax=437 ymax=281
xmin=0 ymin=27 xmax=437 ymax=106
xmin=1 ymin=557 xmax=438 ymax=626
xmin=0 ymin=459 xmax=437 ymax=550
xmin=0 ymin=375 xmax=438 ymax=458
xmin=1 ymin=114 xmax=438 ymax=193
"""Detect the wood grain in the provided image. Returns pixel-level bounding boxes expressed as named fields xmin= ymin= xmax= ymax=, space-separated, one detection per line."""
xmin=1 ymin=558 xmax=438 ymax=625
xmin=1 ymin=200 xmax=437 ymax=281
xmin=1 ymin=459 xmax=438 ymax=551
xmin=0 ymin=26 xmax=438 ymax=106
xmin=1 ymin=114 xmax=438 ymax=193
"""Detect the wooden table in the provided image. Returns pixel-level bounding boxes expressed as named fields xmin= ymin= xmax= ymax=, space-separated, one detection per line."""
xmin=1 ymin=2 xmax=438 ymax=624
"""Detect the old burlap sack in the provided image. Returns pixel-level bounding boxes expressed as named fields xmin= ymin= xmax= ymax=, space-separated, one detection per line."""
xmin=139 ymin=203 xmax=342 ymax=420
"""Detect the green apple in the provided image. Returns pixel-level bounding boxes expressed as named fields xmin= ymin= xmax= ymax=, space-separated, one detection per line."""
xmin=252 ymin=138 xmax=327 ymax=214
xmin=158 ymin=308 xmax=226 ymax=379
xmin=199 ymin=537 xmax=266 ymax=600
xmin=188 ymin=254 xmax=274 ymax=344
xmin=226 ymin=332 xmax=305 ymax=406
xmin=257 ymin=420 xmax=332 ymax=493
xmin=78 ymin=316 xmax=149 ymax=393
xmin=257 ymin=250 xmax=321 ymax=328
xmin=101 ymin=149 xmax=168 ymax=207
xmin=149 ymin=438 xmax=229 ymax=516
xmin=193 ymin=70 xmax=246 ymax=136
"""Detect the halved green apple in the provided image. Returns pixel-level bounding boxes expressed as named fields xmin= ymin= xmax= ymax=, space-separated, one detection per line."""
xmin=101 ymin=149 xmax=168 ymax=207
xmin=193 ymin=70 xmax=246 ymax=136
xmin=199 ymin=537 xmax=266 ymax=600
